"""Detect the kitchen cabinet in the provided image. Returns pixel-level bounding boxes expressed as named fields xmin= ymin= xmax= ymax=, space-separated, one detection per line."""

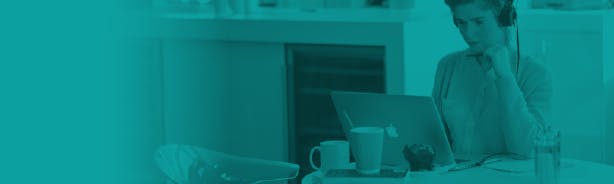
xmin=162 ymin=40 xmax=288 ymax=161
xmin=140 ymin=11 xmax=462 ymax=182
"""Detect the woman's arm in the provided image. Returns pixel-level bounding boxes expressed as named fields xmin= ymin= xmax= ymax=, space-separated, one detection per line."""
xmin=492 ymin=59 xmax=553 ymax=156
xmin=432 ymin=55 xmax=457 ymax=150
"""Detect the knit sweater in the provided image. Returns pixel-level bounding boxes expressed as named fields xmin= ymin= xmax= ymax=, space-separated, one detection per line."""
xmin=431 ymin=49 xmax=553 ymax=157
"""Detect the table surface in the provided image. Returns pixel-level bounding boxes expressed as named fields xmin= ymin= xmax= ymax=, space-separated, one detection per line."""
xmin=302 ymin=159 xmax=614 ymax=184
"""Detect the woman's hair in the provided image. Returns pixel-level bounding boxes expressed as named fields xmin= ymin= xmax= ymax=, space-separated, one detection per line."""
xmin=445 ymin=0 xmax=517 ymax=47
xmin=444 ymin=0 xmax=506 ymax=14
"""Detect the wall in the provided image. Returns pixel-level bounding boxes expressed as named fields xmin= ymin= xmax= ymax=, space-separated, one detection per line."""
xmin=404 ymin=13 xmax=466 ymax=96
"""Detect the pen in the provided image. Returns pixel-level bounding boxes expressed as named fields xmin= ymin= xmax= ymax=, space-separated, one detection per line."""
xmin=466 ymin=53 xmax=484 ymax=57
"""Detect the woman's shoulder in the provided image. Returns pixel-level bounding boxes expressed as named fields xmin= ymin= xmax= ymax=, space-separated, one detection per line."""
xmin=517 ymin=55 xmax=552 ymax=84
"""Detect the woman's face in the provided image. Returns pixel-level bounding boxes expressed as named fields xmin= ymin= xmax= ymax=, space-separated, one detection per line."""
xmin=452 ymin=2 xmax=506 ymax=53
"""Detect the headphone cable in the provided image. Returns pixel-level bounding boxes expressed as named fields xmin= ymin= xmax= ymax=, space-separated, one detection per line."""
xmin=515 ymin=21 xmax=520 ymax=75
xmin=514 ymin=0 xmax=520 ymax=76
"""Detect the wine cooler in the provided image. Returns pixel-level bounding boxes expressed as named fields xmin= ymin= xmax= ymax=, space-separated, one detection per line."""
xmin=285 ymin=44 xmax=386 ymax=181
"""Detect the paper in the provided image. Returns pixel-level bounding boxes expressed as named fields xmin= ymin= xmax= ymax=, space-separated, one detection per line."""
xmin=482 ymin=159 xmax=534 ymax=173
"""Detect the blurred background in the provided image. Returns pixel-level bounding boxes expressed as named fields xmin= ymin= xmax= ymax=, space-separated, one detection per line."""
xmin=1 ymin=0 xmax=612 ymax=183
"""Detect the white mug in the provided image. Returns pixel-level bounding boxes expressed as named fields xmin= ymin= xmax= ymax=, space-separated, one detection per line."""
xmin=350 ymin=126 xmax=384 ymax=174
xmin=309 ymin=140 xmax=350 ymax=172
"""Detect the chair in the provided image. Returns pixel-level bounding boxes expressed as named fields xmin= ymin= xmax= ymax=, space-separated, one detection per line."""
xmin=155 ymin=144 xmax=299 ymax=184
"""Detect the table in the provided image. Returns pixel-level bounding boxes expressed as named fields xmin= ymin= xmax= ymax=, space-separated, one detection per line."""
xmin=302 ymin=159 xmax=614 ymax=184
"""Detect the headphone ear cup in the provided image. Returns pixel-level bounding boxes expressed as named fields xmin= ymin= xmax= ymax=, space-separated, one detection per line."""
xmin=499 ymin=4 xmax=517 ymax=27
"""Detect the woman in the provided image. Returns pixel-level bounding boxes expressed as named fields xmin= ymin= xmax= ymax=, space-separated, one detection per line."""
xmin=432 ymin=0 xmax=553 ymax=158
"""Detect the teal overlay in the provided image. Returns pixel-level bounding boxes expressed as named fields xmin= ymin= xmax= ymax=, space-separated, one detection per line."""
xmin=1 ymin=0 xmax=612 ymax=183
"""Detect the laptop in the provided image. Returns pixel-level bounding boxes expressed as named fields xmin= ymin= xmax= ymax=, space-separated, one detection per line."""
xmin=330 ymin=91 xmax=456 ymax=169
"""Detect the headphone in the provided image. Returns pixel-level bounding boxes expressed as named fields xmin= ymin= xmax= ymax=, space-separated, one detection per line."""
xmin=498 ymin=0 xmax=517 ymax=27
xmin=452 ymin=0 xmax=517 ymax=27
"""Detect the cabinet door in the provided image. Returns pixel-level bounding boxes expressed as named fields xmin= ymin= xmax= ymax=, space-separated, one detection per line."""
xmin=163 ymin=40 xmax=287 ymax=161
xmin=520 ymin=31 xmax=605 ymax=162
xmin=221 ymin=41 xmax=288 ymax=161
xmin=117 ymin=39 xmax=166 ymax=183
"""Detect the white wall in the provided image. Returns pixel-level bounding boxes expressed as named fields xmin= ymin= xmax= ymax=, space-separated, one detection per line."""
xmin=414 ymin=0 xmax=448 ymax=13
xmin=403 ymin=13 xmax=466 ymax=96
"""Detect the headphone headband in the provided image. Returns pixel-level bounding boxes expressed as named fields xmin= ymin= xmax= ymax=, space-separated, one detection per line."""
xmin=452 ymin=0 xmax=517 ymax=27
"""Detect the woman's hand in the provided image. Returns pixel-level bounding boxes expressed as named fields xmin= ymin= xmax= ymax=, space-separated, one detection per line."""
xmin=481 ymin=45 xmax=515 ymax=79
